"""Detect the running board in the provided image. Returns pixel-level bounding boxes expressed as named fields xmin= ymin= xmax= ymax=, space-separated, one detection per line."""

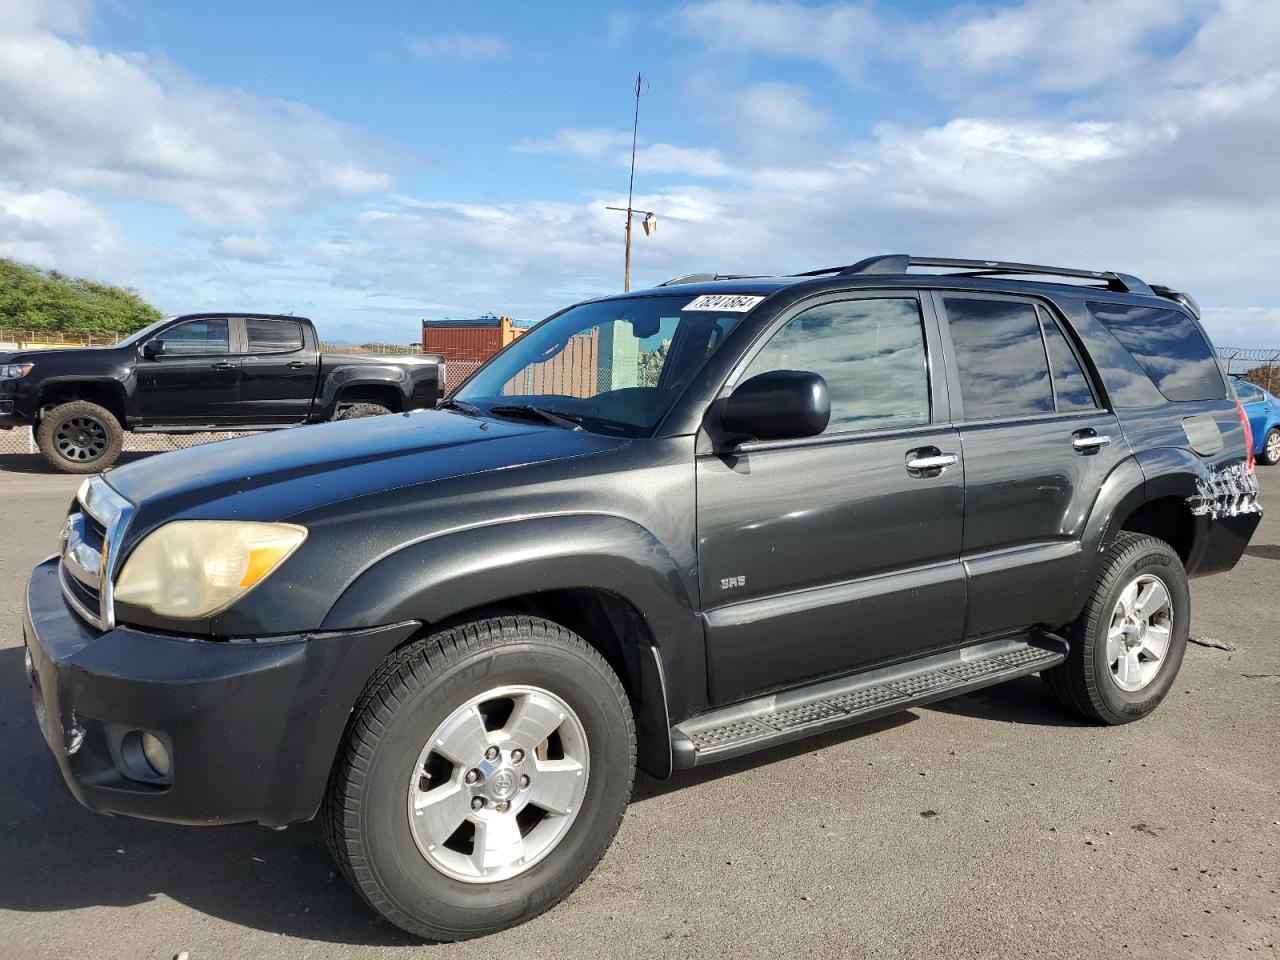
xmin=671 ymin=633 xmax=1067 ymax=769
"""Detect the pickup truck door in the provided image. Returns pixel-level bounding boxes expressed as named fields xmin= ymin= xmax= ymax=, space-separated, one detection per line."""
xmin=136 ymin=317 xmax=241 ymax=423
xmin=235 ymin=317 xmax=316 ymax=423
xmin=696 ymin=292 xmax=966 ymax=705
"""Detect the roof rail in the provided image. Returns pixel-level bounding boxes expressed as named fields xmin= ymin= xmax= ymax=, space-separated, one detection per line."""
xmin=656 ymin=273 xmax=762 ymax=287
xmin=828 ymin=254 xmax=1153 ymax=295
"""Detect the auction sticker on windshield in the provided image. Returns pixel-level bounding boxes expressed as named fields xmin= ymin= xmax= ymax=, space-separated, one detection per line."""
xmin=683 ymin=294 xmax=765 ymax=312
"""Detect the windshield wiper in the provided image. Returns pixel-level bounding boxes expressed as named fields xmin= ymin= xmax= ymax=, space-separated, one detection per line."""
xmin=436 ymin=398 xmax=484 ymax=417
xmin=488 ymin=404 xmax=584 ymax=431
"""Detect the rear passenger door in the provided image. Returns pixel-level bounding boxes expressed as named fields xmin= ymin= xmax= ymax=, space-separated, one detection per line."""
xmin=933 ymin=293 xmax=1130 ymax=638
xmin=237 ymin=318 xmax=315 ymax=423
xmin=697 ymin=293 xmax=966 ymax=705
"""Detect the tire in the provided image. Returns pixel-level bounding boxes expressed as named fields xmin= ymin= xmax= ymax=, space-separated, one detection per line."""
xmin=1260 ymin=427 xmax=1280 ymax=466
xmin=335 ymin=402 xmax=392 ymax=420
xmin=323 ymin=615 xmax=636 ymax=941
xmin=1043 ymin=532 xmax=1189 ymax=725
xmin=35 ymin=400 xmax=124 ymax=474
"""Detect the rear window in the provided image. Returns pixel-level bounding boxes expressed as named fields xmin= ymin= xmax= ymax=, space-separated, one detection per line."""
xmin=246 ymin=318 xmax=304 ymax=353
xmin=1088 ymin=303 xmax=1224 ymax=401
xmin=943 ymin=297 xmax=1054 ymax=418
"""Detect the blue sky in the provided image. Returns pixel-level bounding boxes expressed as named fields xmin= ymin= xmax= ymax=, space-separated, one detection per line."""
xmin=1 ymin=0 xmax=1278 ymax=347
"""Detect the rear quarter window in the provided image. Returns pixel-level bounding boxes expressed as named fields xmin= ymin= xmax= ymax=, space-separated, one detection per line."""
xmin=1088 ymin=303 xmax=1225 ymax=401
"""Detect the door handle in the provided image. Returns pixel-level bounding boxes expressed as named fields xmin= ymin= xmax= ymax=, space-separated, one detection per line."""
xmin=1071 ymin=433 xmax=1111 ymax=451
xmin=211 ymin=361 xmax=236 ymax=370
xmin=287 ymin=360 xmax=307 ymax=368
xmin=905 ymin=452 xmax=959 ymax=472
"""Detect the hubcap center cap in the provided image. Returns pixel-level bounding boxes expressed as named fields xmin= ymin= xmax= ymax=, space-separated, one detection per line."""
xmin=489 ymin=766 xmax=519 ymax=801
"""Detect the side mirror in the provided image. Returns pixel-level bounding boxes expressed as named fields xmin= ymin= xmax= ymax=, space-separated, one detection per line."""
xmin=719 ymin=369 xmax=830 ymax=444
xmin=142 ymin=339 xmax=165 ymax=359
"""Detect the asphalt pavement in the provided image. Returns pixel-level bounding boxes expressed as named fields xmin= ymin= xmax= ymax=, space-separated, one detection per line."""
xmin=0 ymin=451 xmax=1276 ymax=960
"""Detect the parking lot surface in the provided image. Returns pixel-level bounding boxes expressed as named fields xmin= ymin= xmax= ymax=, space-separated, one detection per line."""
xmin=1 ymin=451 xmax=1276 ymax=960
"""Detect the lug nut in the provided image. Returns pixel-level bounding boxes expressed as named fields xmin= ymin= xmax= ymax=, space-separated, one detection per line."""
xmin=465 ymin=769 xmax=480 ymax=784
xmin=471 ymin=796 xmax=485 ymax=811
xmin=496 ymin=801 xmax=510 ymax=813
xmin=484 ymin=745 xmax=500 ymax=761
xmin=511 ymin=748 xmax=524 ymax=763
xmin=519 ymin=774 xmax=530 ymax=788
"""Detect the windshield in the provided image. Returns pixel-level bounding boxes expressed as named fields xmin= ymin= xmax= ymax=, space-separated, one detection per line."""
xmin=455 ymin=294 xmax=755 ymax=437
xmin=115 ymin=316 xmax=177 ymax=349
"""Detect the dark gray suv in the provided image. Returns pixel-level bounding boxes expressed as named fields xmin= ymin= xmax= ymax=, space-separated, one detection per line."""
xmin=23 ymin=254 xmax=1262 ymax=940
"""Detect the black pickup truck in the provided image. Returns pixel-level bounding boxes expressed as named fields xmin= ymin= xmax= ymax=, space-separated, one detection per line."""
xmin=0 ymin=312 xmax=444 ymax=472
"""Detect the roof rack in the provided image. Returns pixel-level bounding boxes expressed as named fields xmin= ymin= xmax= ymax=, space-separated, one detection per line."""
xmin=810 ymin=254 xmax=1154 ymax=296
xmin=656 ymin=273 xmax=764 ymax=287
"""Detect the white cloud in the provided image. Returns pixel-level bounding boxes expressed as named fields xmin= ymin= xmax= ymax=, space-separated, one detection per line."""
xmin=216 ymin=234 xmax=275 ymax=263
xmin=405 ymin=33 xmax=508 ymax=63
xmin=513 ymin=127 xmax=734 ymax=178
xmin=0 ymin=18 xmax=392 ymax=229
xmin=0 ymin=183 xmax=139 ymax=275
xmin=677 ymin=0 xmax=881 ymax=80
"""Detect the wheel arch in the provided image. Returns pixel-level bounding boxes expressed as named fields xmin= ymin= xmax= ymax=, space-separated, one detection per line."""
xmin=36 ymin=378 xmax=128 ymax=425
xmin=321 ymin=514 xmax=707 ymax=778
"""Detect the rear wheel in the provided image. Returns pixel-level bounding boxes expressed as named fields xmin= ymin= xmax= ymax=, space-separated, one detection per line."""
xmin=335 ymin=402 xmax=392 ymax=420
xmin=35 ymin=400 xmax=123 ymax=473
xmin=1261 ymin=427 xmax=1280 ymax=466
xmin=1043 ymin=532 xmax=1189 ymax=724
xmin=323 ymin=615 xmax=635 ymax=941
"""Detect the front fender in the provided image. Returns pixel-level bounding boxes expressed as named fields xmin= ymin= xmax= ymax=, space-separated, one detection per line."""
xmin=321 ymin=513 xmax=707 ymax=732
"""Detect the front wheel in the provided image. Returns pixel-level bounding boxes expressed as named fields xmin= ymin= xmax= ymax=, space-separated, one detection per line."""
xmin=1260 ymin=427 xmax=1280 ymax=466
xmin=1043 ymin=532 xmax=1189 ymax=724
xmin=323 ymin=615 xmax=635 ymax=941
xmin=35 ymin=400 xmax=124 ymax=473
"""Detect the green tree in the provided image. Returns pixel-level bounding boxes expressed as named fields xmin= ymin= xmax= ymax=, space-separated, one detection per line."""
xmin=0 ymin=258 xmax=162 ymax=338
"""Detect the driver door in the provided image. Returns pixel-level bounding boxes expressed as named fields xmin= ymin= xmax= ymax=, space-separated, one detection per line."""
xmin=137 ymin=317 xmax=242 ymax=423
xmin=696 ymin=293 xmax=966 ymax=704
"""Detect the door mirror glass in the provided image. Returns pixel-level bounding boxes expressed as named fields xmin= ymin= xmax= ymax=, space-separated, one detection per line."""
xmin=142 ymin=339 xmax=165 ymax=359
xmin=720 ymin=370 xmax=830 ymax=444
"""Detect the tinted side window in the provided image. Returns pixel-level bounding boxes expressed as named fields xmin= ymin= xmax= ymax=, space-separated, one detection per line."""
xmin=160 ymin=318 xmax=229 ymax=356
xmin=246 ymin=319 xmax=304 ymax=353
xmin=944 ymin=298 xmax=1053 ymax=418
xmin=741 ymin=298 xmax=929 ymax=434
xmin=1040 ymin=311 xmax=1097 ymax=411
xmin=1089 ymin=303 xmax=1225 ymax=401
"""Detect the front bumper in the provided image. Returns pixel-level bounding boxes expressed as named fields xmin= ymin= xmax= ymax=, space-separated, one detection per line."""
xmin=23 ymin=558 xmax=418 ymax=826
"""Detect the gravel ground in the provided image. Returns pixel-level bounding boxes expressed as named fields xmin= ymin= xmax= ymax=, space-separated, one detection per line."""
xmin=0 ymin=451 xmax=1276 ymax=960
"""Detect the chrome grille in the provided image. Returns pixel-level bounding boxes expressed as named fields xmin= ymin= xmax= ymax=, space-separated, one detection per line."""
xmin=58 ymin=476 xmax=133 ymax=630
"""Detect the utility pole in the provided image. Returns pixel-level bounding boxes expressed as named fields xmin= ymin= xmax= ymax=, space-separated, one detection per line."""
xmin=605 ymin=73 xmax=657 ymax=292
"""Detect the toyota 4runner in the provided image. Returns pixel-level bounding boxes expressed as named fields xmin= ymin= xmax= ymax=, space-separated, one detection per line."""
xmin=22 ymin=255 xmax=1262 ymax=940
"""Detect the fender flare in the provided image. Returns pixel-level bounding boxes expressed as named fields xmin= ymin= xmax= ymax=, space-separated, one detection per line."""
xmin=34 ymin=376 xmax=130 ymax=422
xmin=321 ymin=513 xmax=707 ymax=778
xmin=315 ymin=365 xmax=411 ymax=418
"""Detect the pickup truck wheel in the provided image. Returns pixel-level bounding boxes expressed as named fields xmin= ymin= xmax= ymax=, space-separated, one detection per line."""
xmin=323 ymin=615 xmax=636 ymax=941
xmin=336 ymin=402 xmax=392 ymax=420
xmin=1261 ymin=428 xmax=1280 ymax=466
xmin=35 ymin=400 xmax=124 ymax=473
xmin=1042 ymin=532 xmax=1189 ymax=725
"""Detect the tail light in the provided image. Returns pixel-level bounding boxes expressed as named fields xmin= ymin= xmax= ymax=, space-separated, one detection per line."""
xmin=1235 ymin=399 xmax=1255 ymax=474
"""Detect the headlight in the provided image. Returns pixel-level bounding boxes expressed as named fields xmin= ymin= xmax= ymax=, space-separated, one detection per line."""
xmin=114 ymin=520 xmax=307 ymax=619
xmin=0 ymin=363 xmax=33 ymax=380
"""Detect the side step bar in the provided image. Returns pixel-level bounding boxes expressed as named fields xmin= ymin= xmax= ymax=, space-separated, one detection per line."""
xmin=671 ymin=633 xmax=1067 ymax=769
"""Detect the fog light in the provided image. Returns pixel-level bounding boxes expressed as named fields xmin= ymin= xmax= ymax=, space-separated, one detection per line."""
xmin=140 ymin=732 xmax=171 ymax=777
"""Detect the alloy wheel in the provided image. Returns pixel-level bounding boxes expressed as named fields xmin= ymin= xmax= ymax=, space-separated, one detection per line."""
xmin=1105 ymin=573 xmax=1173 ymax=692
xmin=53 ymin=415 xmax=109 ymax=464
xmin=407 ymin=684 xmax=589 ymax=883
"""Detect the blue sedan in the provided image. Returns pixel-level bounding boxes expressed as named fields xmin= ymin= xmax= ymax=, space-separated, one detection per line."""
xmin=1232 ymin=376 xmax=1280 ymax=466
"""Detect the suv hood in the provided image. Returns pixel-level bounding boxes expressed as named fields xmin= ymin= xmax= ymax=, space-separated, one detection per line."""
xmin=104 ymin=410 xmax=628 ymax=525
